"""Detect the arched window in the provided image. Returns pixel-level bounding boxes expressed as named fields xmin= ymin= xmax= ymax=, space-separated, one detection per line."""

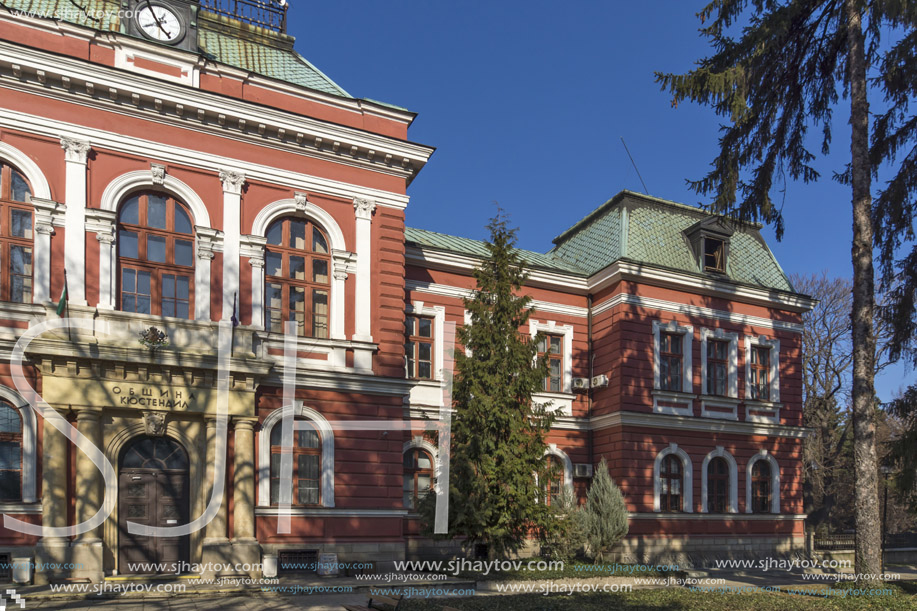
xmin=270 ymin=420 xmax=321 ymax=506
xmin=117 ymin=192 xmax=194 ymax=318
xmin=0 ymin=163 xmax=33 ymax=304
xmin=403 ymin=448 xmax=434 ymax=510
xmin=0 ymin=402 xmax=22 ymax=501
xmin=707 ymin=457 xmax=729 ymax=513
xmin=542 ymin=455 xmax=565 ymax=507
xmin=751 ymin=460 xmax=772 ymax=513
xmin=660 ymin=454 xmax=683 ymax=512
xmin=264 ymin=217 xmax=330 ymax=338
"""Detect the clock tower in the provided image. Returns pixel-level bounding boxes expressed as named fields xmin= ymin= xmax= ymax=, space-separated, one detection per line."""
xmin=125 ymin=0 xmax=200 ymax=53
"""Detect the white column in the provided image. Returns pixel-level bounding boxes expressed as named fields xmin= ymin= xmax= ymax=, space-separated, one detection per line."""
xmin=250 ymin=257 xmax=264 ymax=329
xmin=85 ymin=208 xmax=117 ymax=309
xmin=220 ymin=170 xmax=244 ymax=321
xmin=30 ymin=197 xmax=62 ymax=304
xmin=352 ymin=198 xmax=375 ymax=342
xmin=60 ymin=136 xmax=90 ymax=306
xmin=195 ymin=227 xmax=218 ymax=321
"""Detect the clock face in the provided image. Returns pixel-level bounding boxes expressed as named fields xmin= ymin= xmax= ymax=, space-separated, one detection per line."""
xmin=136 ymin=4 xmax=183 ymax=43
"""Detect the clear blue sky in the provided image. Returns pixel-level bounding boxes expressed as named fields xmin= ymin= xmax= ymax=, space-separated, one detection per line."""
xmin=288 ymin=0 xmax=913 ymax=401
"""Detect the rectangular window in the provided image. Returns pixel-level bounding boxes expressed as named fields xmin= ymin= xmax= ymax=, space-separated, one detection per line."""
xmin=704 ymin=238 xmax=725 ymax=272
xmin=706 ymin=340 xmax=728 ymax=396
xmin=659 ymin=332 xmax=683 ymax=391
xmin=266 ymin=283 xmax=283 ymax=333
xmin=312 ymin=289 xmax=328 ymax=339
xmin=161 ymin=274 xmax=191 ymax=319
xmin=9 ymin=245 xmax=31 ymax=304
xmin=405 ymin=315 xmax=434 ymax=379
xmin=537 ymin=335 xmax=563 ymax=392
xmin=749 ymin=346 xmax=770 ymax=401
xmin=121 ymin=268 xmax=152 ymax=315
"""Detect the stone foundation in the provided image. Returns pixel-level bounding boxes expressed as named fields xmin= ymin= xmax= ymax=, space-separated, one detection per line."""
xmin=615 ymin=535 xmax=806 ymax=567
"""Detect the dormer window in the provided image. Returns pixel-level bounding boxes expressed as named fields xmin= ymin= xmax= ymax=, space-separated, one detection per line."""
xmin=685 ymin=216 xmax=733 ymax=276
xmin=703 ymin=238 xmax=726 ymax=273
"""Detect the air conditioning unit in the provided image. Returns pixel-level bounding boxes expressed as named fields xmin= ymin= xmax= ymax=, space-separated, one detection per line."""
xmin=572 ymin=377 xmax=589 ymax=391
xmin=574 ymin=463 xmax=593 ymax=478
xmin=591 ymin=374 xmax=609 ymax=389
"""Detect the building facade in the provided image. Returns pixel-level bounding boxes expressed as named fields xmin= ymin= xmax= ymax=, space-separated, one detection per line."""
xmin=0 ymin=0 xmax=812 ymax=583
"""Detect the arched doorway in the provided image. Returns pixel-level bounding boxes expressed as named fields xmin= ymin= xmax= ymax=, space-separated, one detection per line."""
xmin=118 ymin=436 xmax=190 ymax=574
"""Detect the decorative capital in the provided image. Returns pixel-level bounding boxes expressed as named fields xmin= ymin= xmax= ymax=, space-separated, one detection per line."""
xmin=198 ymin=247 xmax=215 ymax=261
xmin=353 ymin=197 xmax=376 ymax=220
xmin=219 ymin=169 xmax=246 ymax=195
xmin=151 ymin=163 xmax=166 ymax=185
xmin=333 ymin=269 xmax=348 ymax=281
xmin=35 ymin=223 xmax=54 ymax=236
xmin=96 ymin=231 xmax=115 ymax=244
xmin=294 ymin=191 xmax=309 ymax=211
xmin=60 ymin=136 xmax=91 ymax=163
xmin=249 ymin=257 xmax=265 ymax=269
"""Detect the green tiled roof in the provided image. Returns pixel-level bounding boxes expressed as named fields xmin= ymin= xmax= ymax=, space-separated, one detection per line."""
xmin=5 ymin=0 xmax=352 ymax=98
xmin=549 ymin=191 xmax=794 ymax=291
xmin=407 ymin=191 xmax=795 ymax=293
xmin=405 ymin=227 xmax=588 ymax=276
xmin=197 ymin=26 xmax=350 ymax=97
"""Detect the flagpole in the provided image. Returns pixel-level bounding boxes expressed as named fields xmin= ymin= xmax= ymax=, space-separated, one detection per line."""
xmin=64 ymin=269 xmax=71 ymax=341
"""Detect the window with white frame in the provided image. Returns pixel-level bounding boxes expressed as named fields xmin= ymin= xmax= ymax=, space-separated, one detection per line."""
xmin=746 ymin=450 xmax=780 ymax=514
xmin=699 ymin=328 xmax=739 ymax=420
xmin=258 ymin=403 xmax=334 ymax=508
xmin=701 ymin=447 xmax=737 ymax=513
xmin=653 ymin=444 xmax=692 ymax=513
xmin=529 ymin=320 xmax=573 ymax=394
xmin=651 ymin=321 xmax=694 ymax=416
xmin=744 ymin=336 xmax=780 ymax=423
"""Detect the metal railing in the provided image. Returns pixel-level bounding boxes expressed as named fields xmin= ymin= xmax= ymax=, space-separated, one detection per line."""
xmin=200 ymin=0 xmax=288 ymax=33
xmin=815 ymin=532 xmax=917 ymax=551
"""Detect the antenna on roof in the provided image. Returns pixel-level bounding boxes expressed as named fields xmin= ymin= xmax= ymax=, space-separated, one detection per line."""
xmin=620 ymin=137 xmax=649 ymax=195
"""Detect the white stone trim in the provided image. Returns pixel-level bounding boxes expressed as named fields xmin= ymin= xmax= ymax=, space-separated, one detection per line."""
xmin=587 ymin=410 xmax=809 ymax=438
xmin=30 ymin=197 xmax=66 ymax=304
xmin=529 ymin=319 xmax=574 ymax=394
xmin=352 ymin=198 xmax=375 ymax=348
xmin=653 ymin=443 xmax=693 ymax=513
xmin=0 ymin=42 xmax=430 ymax=191
xmin=744 ymin=335 xmax=781 ymax=403
xmin=219 ymin=170 xmax=245 ymax=320
xmin=544 ymin=444 xmax=574 ymax=496
xmin=404 ymin=279 xmax=588 ymax=318
xmin=406 ymin=302 xmax=446 ymax=382
xmin=699 ymin=328 xmax=739 ymax=420
xmin=250 ymin=197 xmax=346 ymax=249
xmin=0 ymin=386 xmax=37 ymax=503
xmin=98 ymin=169 xmax=213 ymax=320
xmin=652 ymin=320 xmax=694 ymax=416
xmin=403 ymin=436 xmax=440 ymax=495
xmin=250 ymin=197 xmax=350 ymax=342
xmin=746 ymin=450 xmax=780 ymax=514
xmin=60 ymin=135 xmax=90 ymax=306
xmin=258 ymin=402 xmax=335 ymax=508
xmin=0 ymin=141 xmax=52 ymax=199
xmin=701 ymin=446 xmax=738 ymax=514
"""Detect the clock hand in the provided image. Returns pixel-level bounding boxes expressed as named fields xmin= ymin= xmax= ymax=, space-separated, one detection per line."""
xmin=143 ymin=0 xmax=172 ymax=37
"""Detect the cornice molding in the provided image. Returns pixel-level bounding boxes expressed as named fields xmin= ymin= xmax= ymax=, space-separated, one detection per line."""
xmin=590 ymin=411 xmax=809 ymax=438
xmin=0 ymin=107 xmax=412 ymax=210
xmin=405 ymin=245 xmax=814 ymax=313
xmin=0 ymin=40 xmax=433 ymax=183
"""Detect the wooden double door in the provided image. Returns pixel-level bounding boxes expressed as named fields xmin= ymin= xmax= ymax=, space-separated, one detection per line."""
xmin=118 ymin=436 xmax=190 ymax=574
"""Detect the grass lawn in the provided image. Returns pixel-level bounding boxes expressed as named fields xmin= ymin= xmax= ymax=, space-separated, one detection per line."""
xmin=398 ymin=582 xmax=917 ymax=610
xmin=457 ymin=561 xmax=675 ymax=582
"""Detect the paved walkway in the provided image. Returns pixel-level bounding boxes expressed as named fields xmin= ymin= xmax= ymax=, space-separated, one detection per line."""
xmin=8 ymin=563 xmax=916 ymax=610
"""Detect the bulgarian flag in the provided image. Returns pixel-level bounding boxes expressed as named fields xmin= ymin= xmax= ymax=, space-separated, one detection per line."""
xmin=56 ymin=272 xmax=68 ymax=317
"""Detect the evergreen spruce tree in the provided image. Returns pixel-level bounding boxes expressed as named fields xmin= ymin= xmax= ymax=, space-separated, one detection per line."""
xmin=422 ymin=211 xmax=557 ymax=558
xmin=582 ymin=458 xmax=628 ymax=564
xmin=657 ymin=1 xmax=917 ymax=583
